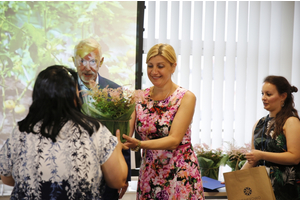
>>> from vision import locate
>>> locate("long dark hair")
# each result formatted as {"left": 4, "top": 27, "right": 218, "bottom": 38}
{"left": 18, "top": 65, "right": 100, "bottom": 142}
{"left": 264, "top": 75, "right": 299, "bottom": 138}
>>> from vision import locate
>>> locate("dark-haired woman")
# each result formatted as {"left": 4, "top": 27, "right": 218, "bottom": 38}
{"left": 0, "top": 65, "right": 128, "bottom": 199}
{"left": 242, "top": 75, "right": 300, "bottom": 200}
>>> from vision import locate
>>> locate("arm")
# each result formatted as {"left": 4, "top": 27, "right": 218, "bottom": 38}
{"left": 117, "top": 110, "right": 136, "bottom": 198}
{"left": 245, "top": 116, "right": 300, "bottom": 166}
{"left": 101, "top": 130, "right": 128, "bottom": 189}
{"left": 1, "top": 175, "right": 14, "bottom": 186}
{"left": 123, "top": 91, "right": 196, "bottom": 150}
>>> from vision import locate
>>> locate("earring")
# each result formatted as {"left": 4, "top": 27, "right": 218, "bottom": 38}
{"left": 281, "top": 101, "right": 285, "bottom": 107}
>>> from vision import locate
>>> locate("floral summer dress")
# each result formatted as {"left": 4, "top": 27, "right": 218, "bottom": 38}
{"left": 254, "top": 115, "right": 300, "bottom": 200}
{"left": 135, "top": 87, "right": 205, "bottom": 200}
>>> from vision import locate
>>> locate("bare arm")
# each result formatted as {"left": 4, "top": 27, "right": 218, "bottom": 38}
{"left": 101, "top": 130, "right": 128, "bottom": 189}
{"left": 123, "top": 91, "right": 196, "bottom": 150}
{"left": 1, "top": 175, "right": 14, "bottom": 186}
{"left": 245, "top": 116, "right": 300, "bottom": 166}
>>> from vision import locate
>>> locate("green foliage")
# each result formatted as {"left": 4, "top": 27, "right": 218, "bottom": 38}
{"left": 194, "top": 143, "right": 225, "bottom": 166}
{"left": 194, "top": 143, "right": 225, "bottom": 180}
{"left": 81, "top": 85, "right": 139, "bottom": 143}
{"left": 0, "top": 1, "right": 137, "bottom": 83}
{"left": 220, "top": 141, "right": 251, "bottom": 171}
{"left": 93, "top": 95, "right": 133, "bottom": 119}
{"left": 197, "top": 156, "right": 220, "bottom": 180}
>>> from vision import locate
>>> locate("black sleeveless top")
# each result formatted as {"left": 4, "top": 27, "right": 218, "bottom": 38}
{"left": 253, "top": 115, "right": 300, "bottom": 200}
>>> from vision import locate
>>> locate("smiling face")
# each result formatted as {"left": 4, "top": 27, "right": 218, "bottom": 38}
{"left": 74, "top": 51, "right": 103, "bottom": 87}
{"left": 147, "top": 55, "right": 176, "bottom": 88}
{"left": 261, "top": 82, "right": 287, "bottom": 117}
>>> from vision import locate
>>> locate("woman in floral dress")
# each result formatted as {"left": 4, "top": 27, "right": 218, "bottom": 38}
{"left": 242, "top": 75, "right": 300, "bottom": 200}
{"left": 123, "top": 44, "right": 205, "bottom": 199}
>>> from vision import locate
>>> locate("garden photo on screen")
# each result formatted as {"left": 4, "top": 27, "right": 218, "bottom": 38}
{"left": 0, "top": 1, "right": 138, "bottom": 147}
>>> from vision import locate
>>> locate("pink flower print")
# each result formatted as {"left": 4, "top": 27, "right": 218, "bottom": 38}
{"left": 140, "top": 180, "right": 151, "bottom": 193}
{"left": 146, "top": 150, "right": 153, "bottom": 163}
{"left": 134, "top": 89, "right": 146, "bottom": 103}
{"left": 156, "top": 190, "right": 169, "bottom": 200}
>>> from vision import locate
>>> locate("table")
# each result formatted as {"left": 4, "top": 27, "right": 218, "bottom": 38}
{"left": 204, "top": 187, "right": 227, "bottom": 199}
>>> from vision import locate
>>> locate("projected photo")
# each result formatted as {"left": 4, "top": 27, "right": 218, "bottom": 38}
{"left": 0, "top": 1, "right": 138, "bottom": 145}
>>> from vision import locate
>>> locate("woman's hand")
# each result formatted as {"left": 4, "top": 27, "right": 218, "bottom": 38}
{"left": 245, "top": 150, "right": 262, "bottom": 165}
{"left": 123, "top": 134, "right": 140, "bottom": 150}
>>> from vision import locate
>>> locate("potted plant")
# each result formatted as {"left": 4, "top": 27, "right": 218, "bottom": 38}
{"left": 194, "top": 143, "right": 225, "bottom": 180}
{"left": 221, "top": 141, "right": 251, "bottom": 171}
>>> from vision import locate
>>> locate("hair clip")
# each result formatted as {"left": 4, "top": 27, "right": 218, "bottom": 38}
{"left": 63, "top": 67, "right": 74, "bottom": 81}
{"left": 63, "top": 67, "right": 71, "bottom": 76}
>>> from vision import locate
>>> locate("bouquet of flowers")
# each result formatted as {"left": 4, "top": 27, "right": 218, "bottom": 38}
{"left": 220, "top": 141, "right": 251, "bottom": 171}
{"left": 194, "top": 143, "right": 225, "bottom": 180}
{"left": 81, "top": 80, "right": 144, "bottom": 143}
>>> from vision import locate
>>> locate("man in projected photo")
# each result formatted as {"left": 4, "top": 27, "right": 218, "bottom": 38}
{"left": 73, "top": 38, "right": 130, "bottom": 199}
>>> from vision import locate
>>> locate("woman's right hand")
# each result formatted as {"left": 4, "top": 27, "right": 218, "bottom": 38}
{"left": 123, "top": 134, "right": 140, "bottom": 150}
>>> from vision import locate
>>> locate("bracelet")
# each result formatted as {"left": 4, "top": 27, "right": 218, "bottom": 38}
{"left": 131, "top": 140, "right": 141, "bottom": 152}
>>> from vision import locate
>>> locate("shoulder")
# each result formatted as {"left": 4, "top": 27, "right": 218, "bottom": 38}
{"left": 96, "top": 123, "right": 117, "bottom": 142}
{"left": 253, "top": 116, "right": 267, "bottom": 133}
{"left": 98, "top": 74, "right": 120, "bottom": 89}
{"left": 257, "top": 116, "right": 267, "bottom": 126}
{"left": 282, "top": 116, "right": 300, "bottom": 137}
{"left": 179, "top": 88, "right": 196, "bottom": 105}
{"left": 183, "top": 90, "right": 195, "bottom": 99}
{"left": 284, "top": 116, "right": 300, "bottom": 127}
{"left": 180, "top": 88, "right": 196, "bottom": 101}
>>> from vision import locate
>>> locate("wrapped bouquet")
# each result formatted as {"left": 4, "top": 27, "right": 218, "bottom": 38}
{"left": 81, "top": 80, "right": 144, "bottom": 142}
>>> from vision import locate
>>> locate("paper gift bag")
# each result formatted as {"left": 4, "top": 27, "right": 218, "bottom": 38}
{"left": 223, "top": 166, "right": 275, "bottom": 200}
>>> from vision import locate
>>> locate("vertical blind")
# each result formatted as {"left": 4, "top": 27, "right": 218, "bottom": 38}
{"left": 141, "top": 1, "right": 300, "bottom": 149}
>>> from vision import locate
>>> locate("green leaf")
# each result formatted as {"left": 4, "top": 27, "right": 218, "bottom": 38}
{"left": 28, "top": 43, "right": 39, "bottom": 63}
{"left": 0, "top": 54, "right": 13, "bottom": 69}
{"left": 8, "top": 30, "right": 24, "bottom": 52}
{"left": 23, "top": 23, "right": 45, "bottom": 47}
{"left": 238, "top": 160, "right": 247, "bottom": 169}
{"left": 197, "top": 156, "right": 219, "bottom": 180}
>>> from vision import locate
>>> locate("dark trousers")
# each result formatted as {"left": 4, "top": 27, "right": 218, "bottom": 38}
{"left": 103, "top": 186, "right": 119, "bottom": 200}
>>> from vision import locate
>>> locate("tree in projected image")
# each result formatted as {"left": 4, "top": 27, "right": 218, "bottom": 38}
{"left": 0, "top": 1, "right": 137, "bottom": 144}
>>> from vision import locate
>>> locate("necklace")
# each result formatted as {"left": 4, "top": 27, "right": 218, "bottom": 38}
{"left": 151, "top": 87, "right": 172, "bottom": 100}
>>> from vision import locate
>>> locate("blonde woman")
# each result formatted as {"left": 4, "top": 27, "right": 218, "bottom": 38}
{"left": 124, "top": 44, "right": 205, "bottom": 199}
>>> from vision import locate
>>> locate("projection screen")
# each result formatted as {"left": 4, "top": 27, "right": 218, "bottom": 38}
{"left": 0, "top": 1, "right": 139, "bottom": 146}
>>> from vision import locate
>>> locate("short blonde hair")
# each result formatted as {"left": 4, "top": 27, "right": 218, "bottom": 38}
{"left": 74, "top": 38, "right": 102, "bottom": 59}
{"left": 146, "top": 43, "right": 177, "bottom": 65}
